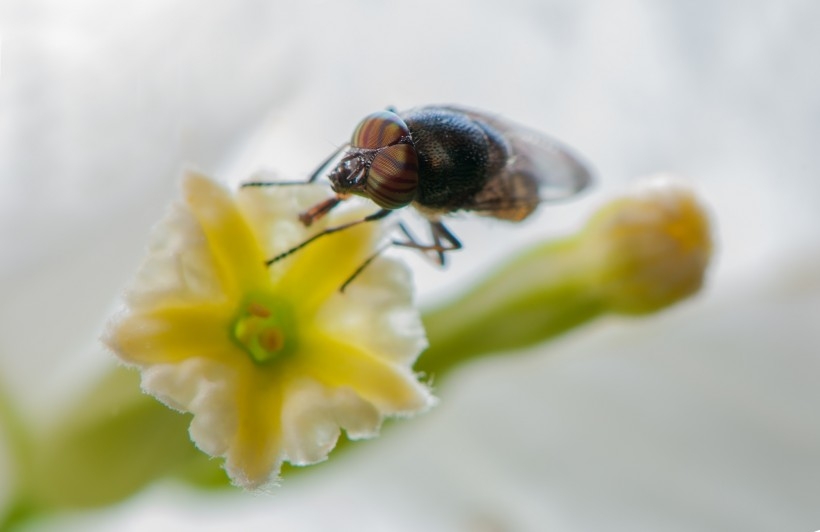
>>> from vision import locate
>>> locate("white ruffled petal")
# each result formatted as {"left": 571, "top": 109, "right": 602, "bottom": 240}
{"left": 317, "top": 256, "right": 428, "bottom": 365}
{"left": 235, "top": 180, "right": 333, "bottom": 257}
{"left": 141, "top": 359, "right": 238, "bottom": 456}
{"left": 280, "top": 379, "right": 381, "bottom": 466}
{"left": 125, "top": 202, "right": 225, "bottom": 310}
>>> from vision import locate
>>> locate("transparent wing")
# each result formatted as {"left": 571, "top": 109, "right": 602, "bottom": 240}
{"left": 441, "top": 105, "right": 594, "bottom": 210}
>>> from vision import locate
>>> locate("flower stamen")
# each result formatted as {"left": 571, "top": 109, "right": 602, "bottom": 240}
{"left": 232, "top": 297, "right": 295, "bottom": 364}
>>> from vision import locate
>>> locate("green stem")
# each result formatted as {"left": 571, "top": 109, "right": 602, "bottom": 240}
{"left": 0, "top": 380, "right": 36, "bottom": 530}
{"left": 0, "top": 501, "right": 37, "bottom": 532}
{"left": 417, "top": 237, "right": 606, "bottom": 376}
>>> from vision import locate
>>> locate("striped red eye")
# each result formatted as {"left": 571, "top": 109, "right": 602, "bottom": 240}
{"left": 351, "top": 111, "right": 411, "bottom": 149}
{"left": 365, "top": 143, "right": 419, "bottom": 209}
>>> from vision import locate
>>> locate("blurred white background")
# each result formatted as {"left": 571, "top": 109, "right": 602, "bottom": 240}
{"left": 1, "top": 1, "right": 819, "bottom": 530}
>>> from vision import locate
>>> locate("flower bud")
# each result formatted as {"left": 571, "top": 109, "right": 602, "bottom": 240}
{"left": 582, "top": 175, "right": 712, "bottom": 314}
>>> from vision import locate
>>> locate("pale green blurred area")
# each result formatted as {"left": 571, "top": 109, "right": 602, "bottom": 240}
{"left": 1, "top": 1, "right": 819, "bottom": 531}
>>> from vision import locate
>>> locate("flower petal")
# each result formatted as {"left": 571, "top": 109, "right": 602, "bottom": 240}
{"left": 183, "top": 172, "right": 270, "bottom": 298}
{"left": 235, "top": 180, "right": 334, "bottom": 260}
{"left": 125, "top": 203, "right": 225, "bottom": 310}
{"left": 106, "top": 303, "right": 237, "bottom": 365}
{"left": 298, "top": 333, "right": 435, "bottom": 415}
{"left": 280, "top": 378, "right": 381, "bottom": 466}
{"left": 141, "top": 358, "right": 239, "bottom": 456}
{"left": 284, "top": 223, "right": 386, "bottom": 313}
{"left": 223, "top": 369, "right": 285, "bottom": 488}
{"left": 237, "top": 182, "right": 388, "bottom": 307}
{"left": 316, "top": 256, "right": 428, "bottom": 365}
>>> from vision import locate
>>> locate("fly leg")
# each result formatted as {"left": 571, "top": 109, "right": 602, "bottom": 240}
{"left": 242, "top": 144, "right": 350, "bottom": 187}
{"left": 241, "top": 181, "right": 346, "bottom": 226}
{"left": 394, "top": 222, "right": 441, "bottom": 264}
{"left": 266, "top": 209, "right": 393, "bottom": 266}
{"left": 430, "top": 221, "right": 462, "bottom": 266}
{"left": 339, "top": 243, "right": 392, "bottom": 293}
{"left": 338, "top": 221, "right": 426, "bottom": 293}
{"left": 307, "top": 144, "right": 350, "bottom": 183}
{"left": 242, "top": 145, "right": 357, "bottom": 227}
{"left": 339, "top": 220, "right": 462, "bottom": 293}
{"left": 392, "top": 220, "right": 463, "bottom": 266}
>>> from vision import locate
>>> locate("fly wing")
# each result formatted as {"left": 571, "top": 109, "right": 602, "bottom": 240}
{"left": 439, "top": 105, "right": 594, "bottom": 220}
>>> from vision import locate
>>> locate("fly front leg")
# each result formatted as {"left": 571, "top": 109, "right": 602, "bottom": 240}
{"left": 266, "top": 209, "right": 393, "bottom": 266}
{"left": 307, "top": 144, "right": 352, "bottom": 183}
{"left": 243, "top": 144, "right": 357, "bottom": 227}
{"left": 242, "top": 144, "right": 351, "bottom": 188}
{"left": 241, "top": 180, "right": 314, "bottom": 187}
{"left": 241, "top": 180, "right": 346, "bottom": 226}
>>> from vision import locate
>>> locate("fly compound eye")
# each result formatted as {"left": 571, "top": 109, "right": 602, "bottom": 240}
{"left": 351, "top": 111, "right": 411, "bottom": 149}
{"left": 365, "top": 143, "right": 419, "bottom": 209}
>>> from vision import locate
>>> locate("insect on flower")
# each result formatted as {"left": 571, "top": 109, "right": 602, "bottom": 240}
{"left": 243, "top": 105, "right": 594, "bottom": 287}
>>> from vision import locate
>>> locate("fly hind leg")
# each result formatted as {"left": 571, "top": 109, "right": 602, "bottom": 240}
{"left": 340, "top": 220, "right": 461, "bottom": 292}
{"left": 393, "top": 220, "right": 462, "bottom": 266}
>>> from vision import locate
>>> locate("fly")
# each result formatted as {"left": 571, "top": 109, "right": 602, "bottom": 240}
{"left": 243, "top": 105, "right": 594, "bottom": 289}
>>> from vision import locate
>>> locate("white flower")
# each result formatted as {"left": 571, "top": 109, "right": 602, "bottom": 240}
{"left": 105, "top": 171, "right": 434, "bottom": 489}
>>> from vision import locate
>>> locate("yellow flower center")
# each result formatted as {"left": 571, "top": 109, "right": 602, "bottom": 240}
{"left": 231, "top": 295, "right": 296, "bottom": 364}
